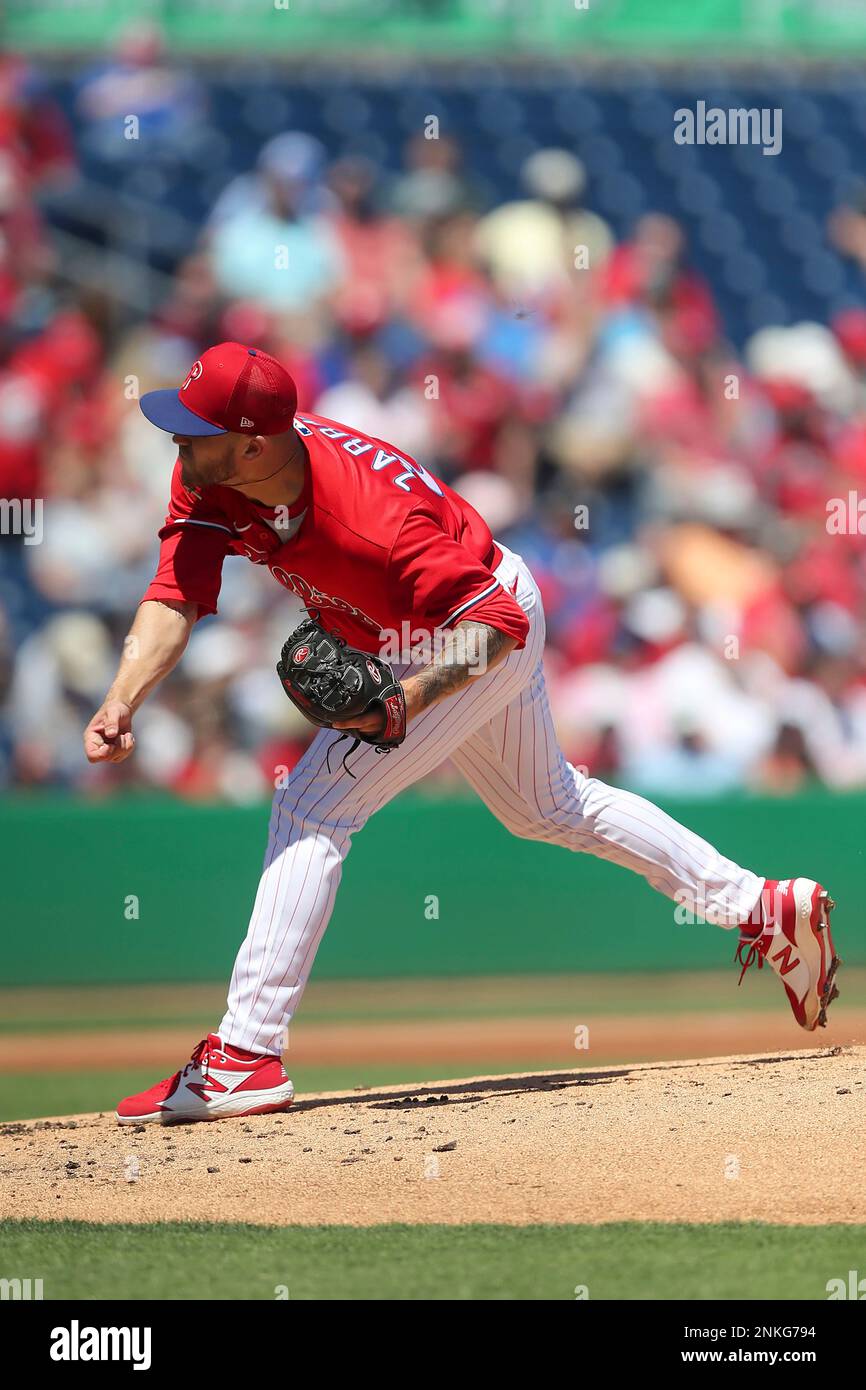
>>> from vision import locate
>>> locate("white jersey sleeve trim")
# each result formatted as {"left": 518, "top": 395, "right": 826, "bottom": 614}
{"left": 444, "top": 578, "right": 502, "bottom": 627}
{"left": 172, "top": 518, "right": 236, "bottom": 537}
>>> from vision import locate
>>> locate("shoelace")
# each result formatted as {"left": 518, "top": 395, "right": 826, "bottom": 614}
{"left": 148, "top": 1039, "right": 209, "bottom": 1096}
{"left": 735, "top": 934, "right": 767, "bottom": 987}
{"left": 181, "top": 1038, "right": 210, "bottom": 1080}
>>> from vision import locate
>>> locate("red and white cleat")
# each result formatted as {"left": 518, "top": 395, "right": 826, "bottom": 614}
{"left": 115, "top": 1033, "right": 294, "bottom": 1125}
{"left": 735, "top": 878, "right": 841, "bottom": 1032}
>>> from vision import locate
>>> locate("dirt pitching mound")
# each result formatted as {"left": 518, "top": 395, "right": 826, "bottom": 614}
{"left": 1, "top": 1046, "right": 864, "bottom": 1226}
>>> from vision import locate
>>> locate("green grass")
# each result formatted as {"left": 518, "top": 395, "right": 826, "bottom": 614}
{"left": 0, "top": 1058, "right": 574, "bottom": 1122}
{"left": 7, "top": 969, "right": 864, "bottom": 1034}
{"left": 0, "top": 1220, "right": 862, "bottom": 1300}
{"left": 0, "top": 1071, "right": 157, "bottom": 1123}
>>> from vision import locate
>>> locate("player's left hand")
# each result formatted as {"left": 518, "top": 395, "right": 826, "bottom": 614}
{"left": 278, "top": 622, "right": 407, "bottom": 749}
{"left": 332, "top": 710, "right": 387, "bottom": 736}
{"left": 332, "top": 681, "right": 416, "bottom": 736}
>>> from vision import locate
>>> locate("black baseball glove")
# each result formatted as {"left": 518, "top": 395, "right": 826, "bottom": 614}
{"left": 276, "top": 618, "right": 406, "bottom": 771}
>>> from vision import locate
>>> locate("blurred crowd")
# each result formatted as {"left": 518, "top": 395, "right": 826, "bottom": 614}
{"left": 5, "top": 41, "right": 866, "bottom": 800}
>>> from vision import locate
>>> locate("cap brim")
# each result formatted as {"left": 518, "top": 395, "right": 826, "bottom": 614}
{"left": 139, "top": 389, "right": 227, "bottom": 436}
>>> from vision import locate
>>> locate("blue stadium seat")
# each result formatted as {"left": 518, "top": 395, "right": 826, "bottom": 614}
{"left": 39, "top": 62, "right": 866, "bottom": 346}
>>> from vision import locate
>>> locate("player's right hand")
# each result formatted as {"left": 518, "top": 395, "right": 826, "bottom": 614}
{"left": 83, "top": 700, "right": 136, "bottom": 764}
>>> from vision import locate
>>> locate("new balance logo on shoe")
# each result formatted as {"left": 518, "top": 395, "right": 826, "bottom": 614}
{"left": 770, "top": 943, "right": 801, "bottom": 976}
{"left": 186, "top": 1077, "right": 228, "bottom": 1102}
{"left": 116, "top": 1034, "right": 294, "bottom": 1124}
{"left": 737, "top": 879, "right": 841, "bottom": 1031}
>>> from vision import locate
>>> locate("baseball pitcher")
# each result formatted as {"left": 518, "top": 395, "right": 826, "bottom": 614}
{"left": 83, "top": 343, "right": 841, "bottom": 1124}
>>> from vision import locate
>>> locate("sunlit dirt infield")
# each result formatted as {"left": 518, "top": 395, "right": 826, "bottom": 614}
{"left": 2, "top": 1047, "right": 863, "bottom": 1226}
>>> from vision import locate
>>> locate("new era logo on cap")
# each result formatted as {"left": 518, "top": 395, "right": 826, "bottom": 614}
{"left": 139, "top": 342, "right": 298, "bottom": 437}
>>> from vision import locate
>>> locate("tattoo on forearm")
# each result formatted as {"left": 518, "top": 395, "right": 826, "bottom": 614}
{"left": 412, "top": 622, "right": 510, "bottom": 711}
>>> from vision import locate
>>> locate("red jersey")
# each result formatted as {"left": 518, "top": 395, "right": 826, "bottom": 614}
{"left": 141, "top": 412, "right": 529, "bottom": 653}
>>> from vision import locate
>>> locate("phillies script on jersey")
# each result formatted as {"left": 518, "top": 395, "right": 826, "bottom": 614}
{"left": 142, "top": 413, "right": 529, "bottom": 653}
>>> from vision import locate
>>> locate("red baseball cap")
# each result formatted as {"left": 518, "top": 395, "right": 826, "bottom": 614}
{"left": 139, "top": 341, "right": 298, "bottom": 437}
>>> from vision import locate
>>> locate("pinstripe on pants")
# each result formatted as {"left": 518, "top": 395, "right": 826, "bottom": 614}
{"left": 220, "top": 546, "right": 763, "bottom": 1054}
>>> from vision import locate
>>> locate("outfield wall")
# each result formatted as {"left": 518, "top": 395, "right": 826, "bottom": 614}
{"left": 8, "top": 0, "right": 866, "bottom": 57}
{"left": 1, "top": 790, "right": 862, "bottom": 985}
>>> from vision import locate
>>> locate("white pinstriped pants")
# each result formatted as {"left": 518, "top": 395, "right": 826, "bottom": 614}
{"left": 220, "top": 546, "right": 764, "bottom": 1054}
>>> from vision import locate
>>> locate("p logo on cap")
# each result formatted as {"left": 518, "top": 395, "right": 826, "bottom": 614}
{"left": 182, "top": 360, "right": 204, "bottom": 391}
{"left": 140, "top": 341, "right": 298, "bottom": 437}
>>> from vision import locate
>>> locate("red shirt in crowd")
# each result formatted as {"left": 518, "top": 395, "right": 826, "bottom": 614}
{"left": 142, "top": 412, "right": 529, "bottom": 653}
